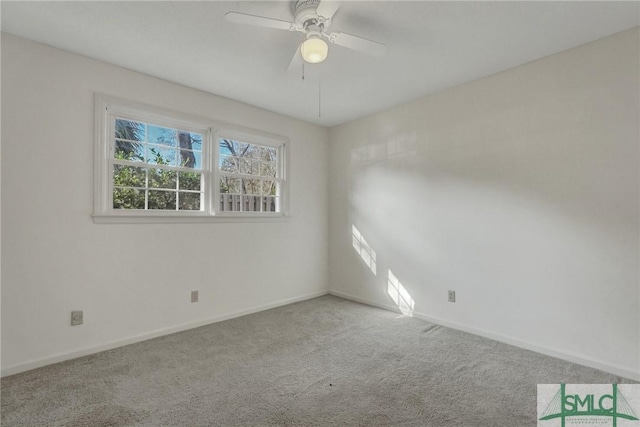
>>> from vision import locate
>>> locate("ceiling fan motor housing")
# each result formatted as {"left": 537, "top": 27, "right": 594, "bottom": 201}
{"left": 292, "top": 0, "right": 324, "bottom": 30}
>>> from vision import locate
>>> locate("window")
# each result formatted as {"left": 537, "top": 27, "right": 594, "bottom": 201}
{"left": 94, "top": 95, "right": 288, "bottom": 222}
{"left": 218, "top": 138, "right": 281, "bottom": 213}
{"left": 112, "top": 118, "right": 205, "bottom": 211}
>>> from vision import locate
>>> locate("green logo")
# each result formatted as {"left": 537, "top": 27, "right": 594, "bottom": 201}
{"left": 539, "top": 384, "right": 638, "bottom": 427}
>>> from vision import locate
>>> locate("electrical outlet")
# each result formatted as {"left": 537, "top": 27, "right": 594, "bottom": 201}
{"left": 191, "top": 290, "right": 199, "bottom": 303}
{"left": 71, "top": 310, "right": 83, "bottom": 326}
{"left": 448, "top": 290, "right": 456, "bottom": 303}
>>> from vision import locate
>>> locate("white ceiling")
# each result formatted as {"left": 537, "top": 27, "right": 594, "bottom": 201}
{"left": 2, "top": 1, "right": 639, "bottom": 127}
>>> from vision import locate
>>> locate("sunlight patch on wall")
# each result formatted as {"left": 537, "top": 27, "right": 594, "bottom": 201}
{"left": 352, "top": 225, "right": 377, "bottom": 275}
{"left": 387, "top": 270, "right": 415, "bottom": 316}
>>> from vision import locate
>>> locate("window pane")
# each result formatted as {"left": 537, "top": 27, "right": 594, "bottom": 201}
{"left": 148, "top": 190, "right": 176, "bottom": 210}
{"left": 248, "top": 145, "right": 262, "bottom": 160}
{"left": 148, "top": 125, "right": 176, "bottom": 147}
{"left": 179, "top": 192, "right": 201, "bottom": 211}
{"left": 262, "top": 180, "right": 276, "bottom": 196}
{"left": 242, "top": 195, "right": 261, "bottom": 212}
{"left": 179, "top": 172, "right": 201, "bottom": 191}
{"left": 250, "top": 160, "right": 261, "bottom": 176}
{"left": 219, "top": 194, "right": 241, "bottom": 212}
{"left": 261, "top": 147, "right": 277, "bottom": 162}
{"left": 146, "top": 146, "right": 176, "bottom": 166}
{"left": 179, "top": 150, "right": 201, "bottom": 169}
{"left": 115, "top": 118, "right": 145, "bottom": 141}
{"left": 113, "top": 164, "right": 146, "bottom": 188}
{"left": 113, "top": 187, "right": 145, "bottom": 209}
{"left": 262, "top": 196, "right": 277, "bottom": 212}
{"left": 177, "top": 131, "right": 202, "bottom": 169}
{"left": 219, "top": 139, "right": 250, "bottom": 157}
{"left": 220, "top": 156, "right": 237, "bottom": 173}
{"left": 220, "top": 177, "right": 241, "bottom": 194}
{"left": 235, "top": 142, "right": 250, "bottom": 155}
{"left": 239, "top": 157, "right": 251, "bottom": 175}
{"left": 149, "top": 168, "right": 177, "bottom": 189}
{"left": 114, "top": 140, "right": 144, "bottom": 162}
{"left": 189, "top": 133, "right": 203, "bottom": 151}
{"left": 260, "top": 162, "right": 276, "bottom": 178}
{"left": 219, "top": 139, "right": 234, "bottom": 156}
{"left": 242, "top": 178, "right": 260, "bottom": 195}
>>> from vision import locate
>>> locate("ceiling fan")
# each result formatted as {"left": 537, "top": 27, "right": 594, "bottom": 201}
{"left": 225, "top": 0, "right": 386, "bottom": 70}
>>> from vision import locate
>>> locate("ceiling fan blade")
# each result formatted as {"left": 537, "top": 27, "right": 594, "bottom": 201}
{"left": 225, "top": 12, "right": 295, "bottom": 31}
{"left": 286, "top": 44, "right": 304, "bottom": 75}
{"left": 328, "top": 32, "right": 387, "bottom": 56}
{"left": 317, "top": 1, "right": 340, "bottom": 20}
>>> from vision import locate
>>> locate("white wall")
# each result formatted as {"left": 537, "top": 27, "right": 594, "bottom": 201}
{"left": 329, "top": 28, "right": 640, "bottom": 380}
{"left": 1, "top": 34, "right": 329, "bottom": 375}
{"left": 3, "top": 27, "right": 639, "bottom": 380}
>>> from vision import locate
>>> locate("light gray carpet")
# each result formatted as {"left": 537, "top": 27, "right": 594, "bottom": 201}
{"left": 1, "top": 295, "right": 635, "bottom": 426}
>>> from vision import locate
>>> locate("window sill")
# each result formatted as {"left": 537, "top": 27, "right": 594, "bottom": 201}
{"left": 93, "top": 213, "right": 290, "bottom": 224}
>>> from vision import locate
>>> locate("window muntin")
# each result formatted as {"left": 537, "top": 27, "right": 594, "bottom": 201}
{"left": 111, "top": 118, "right": 205, "bottom": 211}
{"left": 218, "top": 138, "right": 281, "bottom": 213}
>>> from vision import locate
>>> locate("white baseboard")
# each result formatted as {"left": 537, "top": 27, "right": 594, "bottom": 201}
{"left": 1, "top": 290, "right": 329, "bottom": 377}
{"left": 328, "top": 289, "right": 640, "bottom": 382}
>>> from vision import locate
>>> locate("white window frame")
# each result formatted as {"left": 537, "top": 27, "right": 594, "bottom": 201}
{"left": 93, "top": 94, "right": 289, "bottom": 223}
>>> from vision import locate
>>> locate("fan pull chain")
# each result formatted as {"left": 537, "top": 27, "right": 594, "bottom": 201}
{"left": 318, "top": 79, "right": 322, "bottom": 118}
{"left": 302, "top": 63, "right": 305, "bottom": 82}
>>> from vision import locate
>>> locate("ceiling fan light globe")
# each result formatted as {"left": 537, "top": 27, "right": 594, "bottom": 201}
{"left": 301, "top": 38, "right": 328, "bottom": 63}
